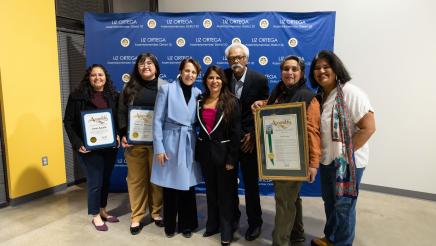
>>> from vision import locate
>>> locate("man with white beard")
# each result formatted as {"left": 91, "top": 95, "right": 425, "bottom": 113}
{"left": 224, "top": 43, "right": 269, "bottom": 241}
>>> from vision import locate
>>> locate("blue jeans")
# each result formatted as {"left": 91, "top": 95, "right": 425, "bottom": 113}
{"left": 320, "top": 162, "right": 365, "bottom": 246}
{"left": 77, "top": 149, "right": 117, "bottom": 215}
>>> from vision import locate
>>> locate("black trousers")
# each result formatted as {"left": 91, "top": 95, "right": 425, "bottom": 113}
{"left": 163, "top": 187, "right": 198, "bottom": 234}
{"left": 234, "top": 150, "right": 263, "bottom": 228}
{"left": 77, "top": 149, "right": 117, "bottom": 215}
{"left": 201, "top": 163, "right": 237, "bottom": 241}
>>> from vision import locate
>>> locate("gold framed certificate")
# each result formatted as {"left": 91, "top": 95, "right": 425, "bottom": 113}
{"left": 127, "top": 106, "right": 153, "bottom": 144}
{"left": 254, "top": 102, "right": 309, "bottom": 181}
{"left": 81, "top": 109, "right": 116, "bottom": 150}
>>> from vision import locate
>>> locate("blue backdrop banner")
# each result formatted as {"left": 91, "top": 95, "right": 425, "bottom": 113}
{"left": 84, "top": 11, "right": 336, "bottom": 196}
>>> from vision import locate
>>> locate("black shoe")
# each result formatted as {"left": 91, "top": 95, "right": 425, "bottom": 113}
{"left": 221, "top": 235, "right": 233, "bottom": 245}
{"left": 165, "top": 231, "right": 175, "bottom": 238}
{"left": 182, "top": 230, "right": 192, "bottom": 238}
{"left": 130, "top": 223, "right": 144, "bottom": 235}
{"left": 245, "top": 225, "right": 261, "bottom": 241}
{"left": 203, "top": 230, "right": 219, "bottom": 237}
{"left": 152, "top": 218, "right": 164, "bottom": 227}
{"left": 290, "top": 235, "right": 305, "bottom": 243}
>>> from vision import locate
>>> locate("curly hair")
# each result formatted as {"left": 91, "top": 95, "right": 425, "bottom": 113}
{"left": 75, "top": 64, "right": 117, "bottom": 100}
{"left": 225, "top": 43, "right": 250, "bottom": 59}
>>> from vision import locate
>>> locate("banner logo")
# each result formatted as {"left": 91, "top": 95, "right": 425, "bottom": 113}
{"left": 120, "top": 38, "right": 130, "bottom": 47}
{"left": 122, "top": 73, "right": 130, "bottom": 83}
{"left": 159, "top": 74, "right": 168, "bottom": 80}
{"left": 176, "top": 37, "right": 186, "bottom": 47}
{"left": 259, "top": 56, "right": 268, "bottom": 66}
{"left": 203, "top": 19, "right": 213, "bottom": 29}
{"left": 259, "top": 19, "right": 269, "bottom": 29}
{"left": 288, "top": 38, "right": 298, "bottom": 48}
{"left": 203, "top": 56, "right": 213, "bottom": 65}
{"left": 147, "top": 19, "right": 157, "bottom": 29}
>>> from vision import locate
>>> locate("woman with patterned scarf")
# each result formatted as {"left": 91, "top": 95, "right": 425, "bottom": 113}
{"left": 309, "top": 50, "right": 376, "bottom": 246}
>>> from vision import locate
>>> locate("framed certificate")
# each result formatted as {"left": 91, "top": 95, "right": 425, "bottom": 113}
{"left": 254, "top": 102, "right": 309, "bottom": 181}
{"left": 127, "top": 106, "right": 154, "bottom": 145}
{"left": 81, "top": 109, "right": 116, "bottom": 150}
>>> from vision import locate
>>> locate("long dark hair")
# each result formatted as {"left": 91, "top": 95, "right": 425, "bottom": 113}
{"left": 201, "top": 65, "right": 237, "bottom": 124}
{"left": 309, "top": 50, "right": 351, "bottom": 89}
{"left": 75, "top": 64, "right": 117, "bottom": 100}
{"left": 122, "top": 53, "right": 160, "bottom": 105}
{"left": 268, "top": 55, "right": 306, "bottom": 104}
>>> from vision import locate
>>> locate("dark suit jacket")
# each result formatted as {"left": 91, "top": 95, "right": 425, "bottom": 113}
{"left": 225, "top": 68, "right": 269, "bottom": 135}
{"left": 195, "top": 99, "right": 241, "bottom": 167}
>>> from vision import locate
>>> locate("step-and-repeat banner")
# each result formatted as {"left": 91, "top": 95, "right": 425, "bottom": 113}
{"left": 85, "top": 11, "right": 336, "bottom": 196}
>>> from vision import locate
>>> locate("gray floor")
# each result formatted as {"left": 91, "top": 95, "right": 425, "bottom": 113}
{"left": 1, "top": 185, "right": 435, "bottom": 246}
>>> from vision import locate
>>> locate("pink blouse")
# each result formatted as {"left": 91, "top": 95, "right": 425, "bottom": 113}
{"left": 202, "top": 108, "right": 217, "bottom": 133}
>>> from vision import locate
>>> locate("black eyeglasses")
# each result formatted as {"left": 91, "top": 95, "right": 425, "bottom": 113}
{"left": 227, "top": 55, "right": 246, "bottom": 62}
{"left": 138, "top": 61, "right": 154, "bottom": 67}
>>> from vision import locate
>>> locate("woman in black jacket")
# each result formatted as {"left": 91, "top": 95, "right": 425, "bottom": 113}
{"left": 196, "top": 65, "right": 241, "bottom": 246}
{"left": 64, "top": 64, "right": 120, "bottom": 231}
{"left": 117, "top": 53, "right": 166, "bottom": 235}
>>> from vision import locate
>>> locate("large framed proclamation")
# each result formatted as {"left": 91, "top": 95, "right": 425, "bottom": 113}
{"left": 254, "top": 102, "right": 309, "bottom": 181}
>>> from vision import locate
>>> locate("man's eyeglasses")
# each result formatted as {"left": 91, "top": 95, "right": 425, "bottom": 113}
{"left": 227, "top": 55, "right": 246, "bottom": 62}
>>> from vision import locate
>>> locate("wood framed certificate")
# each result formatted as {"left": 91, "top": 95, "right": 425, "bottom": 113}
{"left": 81, "top": 109, "right": 116, "bottom": 150}
{"left": 254, "top": 102, "right": 309, "bottom": 181}
{"left": 127, "top": 106, "right": 153, "bottom": 145}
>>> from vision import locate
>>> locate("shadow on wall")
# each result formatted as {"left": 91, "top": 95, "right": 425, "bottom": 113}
{"left": 8, "top": 113, "right": 57, "bottom": 200}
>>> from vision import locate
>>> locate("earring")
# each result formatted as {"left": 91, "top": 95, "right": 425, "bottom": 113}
{"left": 335, "top": 75, "right": 341, "bottom": 84}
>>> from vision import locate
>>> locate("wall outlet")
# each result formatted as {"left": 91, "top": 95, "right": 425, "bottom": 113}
{"left": 42, "top": 156, "right": 48, "bottom": 166}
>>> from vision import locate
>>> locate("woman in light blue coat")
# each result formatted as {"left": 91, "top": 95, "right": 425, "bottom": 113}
{"left": 151, "top": 58, "right": 202, "bottom": 238}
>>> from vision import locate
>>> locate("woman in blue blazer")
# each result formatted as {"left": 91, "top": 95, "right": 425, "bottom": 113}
{"left": 151, "top": 58, "right": 202, "bottom": 238}
{"left": 196, "top": 65, "right": 241, "bottom": 246}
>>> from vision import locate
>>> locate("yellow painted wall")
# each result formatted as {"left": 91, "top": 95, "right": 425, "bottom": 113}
{"left": 0, "top": 1, "right": 66, "bottom": 199}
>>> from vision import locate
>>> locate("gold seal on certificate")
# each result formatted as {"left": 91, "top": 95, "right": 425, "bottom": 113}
{"left": 81, "top": 109, "right": 116, "bottom": 150}
{"left": 254, "top": 102, "right": 309, "bottom": 181}
{"left": 127, "top": 106, "right": 153, "bottom": 144}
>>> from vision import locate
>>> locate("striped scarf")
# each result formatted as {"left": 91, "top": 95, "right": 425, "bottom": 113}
{"left": 331, "top": 83, "right": 358, "bottom": 198}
